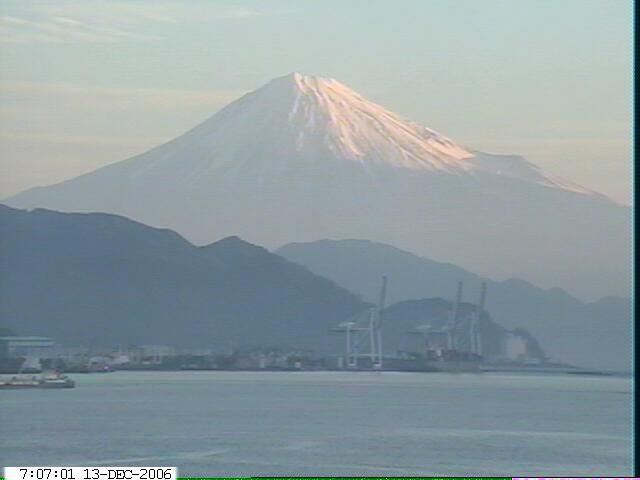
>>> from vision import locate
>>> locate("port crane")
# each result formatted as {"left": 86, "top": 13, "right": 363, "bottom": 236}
{"left": 332, "top": 276, "right": 387, "bottom": 369}
{"left": 471, "top": 282, "right": 487, "bottom": 355}
{"left": 408, "top": 280, "right": 487, "bottom": 357}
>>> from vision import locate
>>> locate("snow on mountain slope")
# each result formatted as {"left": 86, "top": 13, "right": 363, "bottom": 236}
{"left": 4, "top": 73, "right": 628, "bottom": 299}
{"left": 86, "top": 72, "right": 594, "bottom": 194}
{"left": 175, "top": 72, "right": 473, "bottom": 171}
{"left": 6, "top": 72, "right": 598, "bottom": 197}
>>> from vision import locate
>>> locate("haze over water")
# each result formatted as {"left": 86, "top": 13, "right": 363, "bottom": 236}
{"left": 0, "top": 371, "right": 632, "bottom": 476}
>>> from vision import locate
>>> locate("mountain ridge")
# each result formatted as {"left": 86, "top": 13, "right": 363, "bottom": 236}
{"left": 3, "top": 73, "right": 629, "bottom": 299}
{"left": 1, "top": 205, "right": 547, "bottom": 363}
{"left": 0, "top": 205, "right": 367, "bottom": 351}
{"left": 276, "top": 238, "right": 631, "bottom": 370}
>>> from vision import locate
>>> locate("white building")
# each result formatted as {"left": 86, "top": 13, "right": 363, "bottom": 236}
{"left": 0, "top": 336, "right": 56, "bottom": 359}
{"left": 503, "top": 332, "right": 528, "bottom": 360}
{"left": 136, "top": 345, "right": 177, "bottom": 364}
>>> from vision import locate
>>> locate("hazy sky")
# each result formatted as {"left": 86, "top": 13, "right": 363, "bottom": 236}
{"left": 0, "top": 0, "right": 632, "bottom": 204}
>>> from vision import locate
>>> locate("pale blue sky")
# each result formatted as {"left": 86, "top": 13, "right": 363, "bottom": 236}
{"left": 0, "top": 0, "right": 632, "bottom": 203}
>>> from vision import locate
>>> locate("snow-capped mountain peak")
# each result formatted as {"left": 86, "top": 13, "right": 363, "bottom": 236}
{"left": 3, "top": 73, "right": 626, "bottom": 299}
{"left": 172, "top": 72, "right": 475, "bottom": 176}
{"left": 161, "top": 72, "right": 594, "bottom": 195}
{"left": 263, "top": 72, "right": 474, "bottom": 169}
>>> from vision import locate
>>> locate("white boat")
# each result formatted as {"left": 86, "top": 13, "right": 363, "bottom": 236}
{"left": 0, "top": 375, "right": 41, "bottom": 389}
{"left": 0, "top": 370, "right": 75, "bottom": 389}
{"left": 38, "top": 370, "right": 75, "bottom": 388}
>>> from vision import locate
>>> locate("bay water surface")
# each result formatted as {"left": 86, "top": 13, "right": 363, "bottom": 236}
{"left": 0, "top": 371, "right": 632, "bottom": 476}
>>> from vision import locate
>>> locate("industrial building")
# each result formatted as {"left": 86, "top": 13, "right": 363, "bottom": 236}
{"left": 0, "top": 336, "right": 57, "bottom": 359}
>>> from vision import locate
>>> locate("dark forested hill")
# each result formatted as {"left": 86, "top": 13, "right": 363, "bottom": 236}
{"left": 0, "top": 205, "right": 366, "bottom": 352}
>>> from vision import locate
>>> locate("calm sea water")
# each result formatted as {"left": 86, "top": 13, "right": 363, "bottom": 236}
{"left": 0, "top": 371, "right": 632, "bottom": 476}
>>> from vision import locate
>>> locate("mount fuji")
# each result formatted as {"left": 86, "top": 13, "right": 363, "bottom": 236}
{"left": 4, "top": 73, "right": 629, "bottom": 299}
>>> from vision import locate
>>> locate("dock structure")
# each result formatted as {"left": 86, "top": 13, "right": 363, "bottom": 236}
{"left": 334, "top": 277, "right": 487, "bottom": 372}
{"left": 332, "top": 276, "right": 387, "bottom": 370}
{"left": 406, "top": 280, "right": 487, "bottom": 372}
